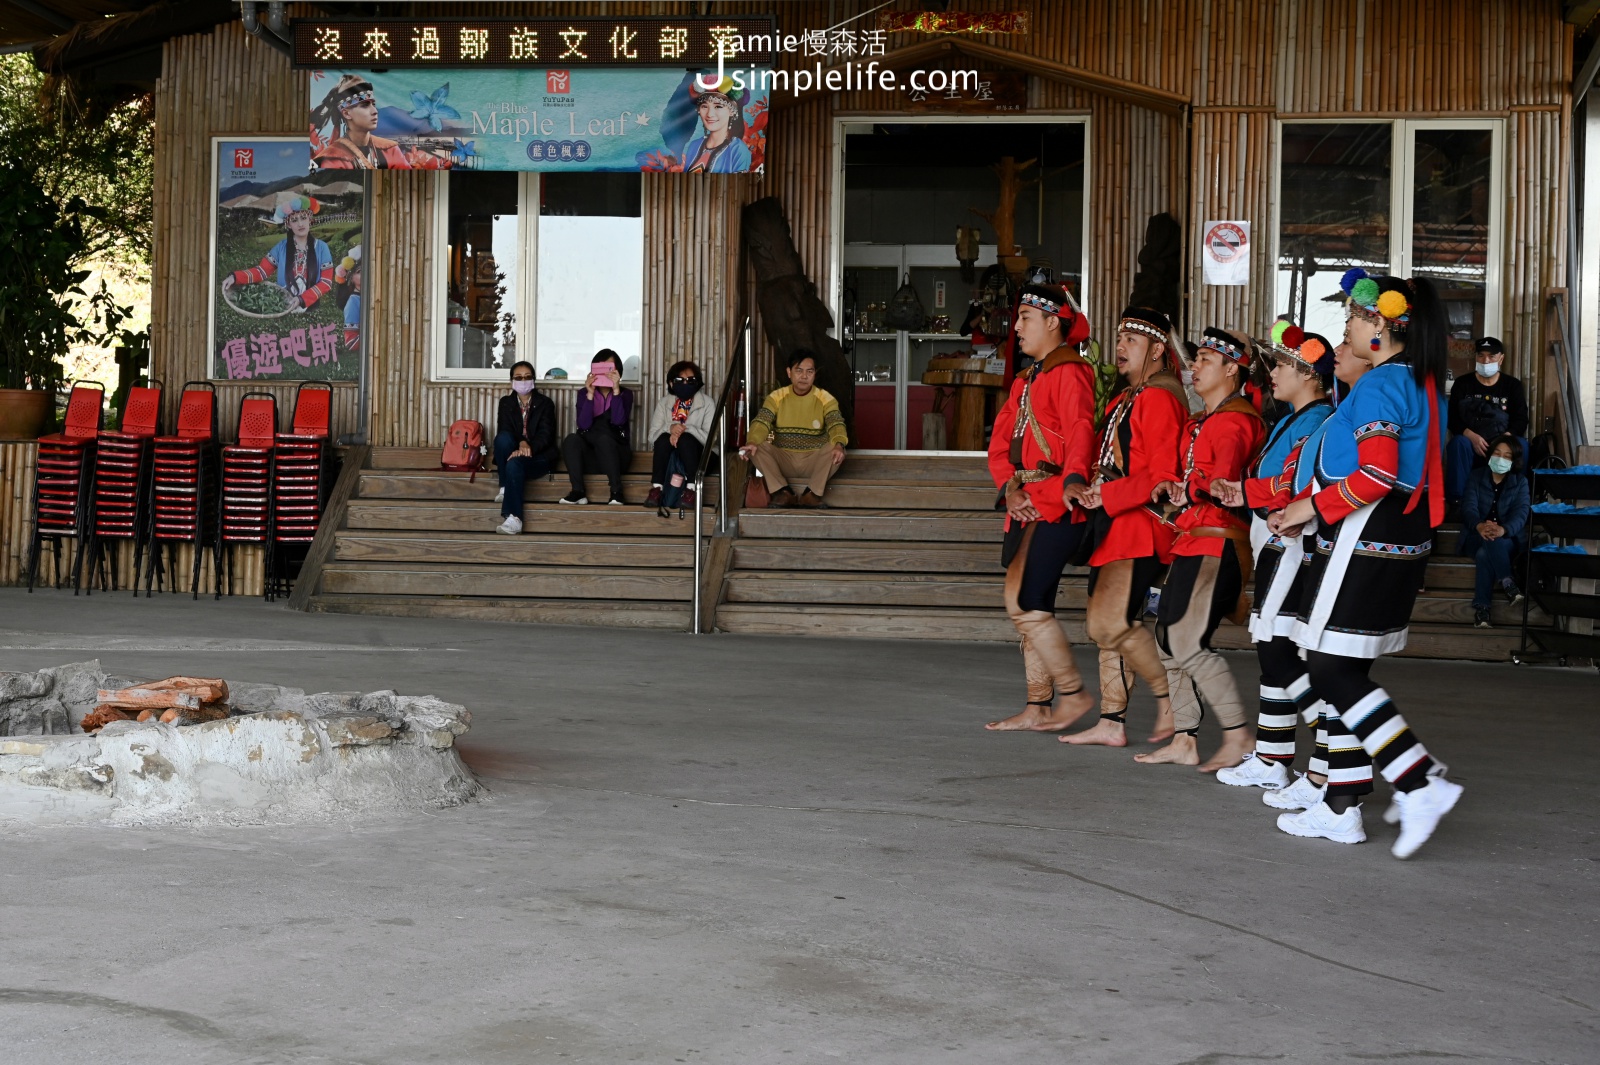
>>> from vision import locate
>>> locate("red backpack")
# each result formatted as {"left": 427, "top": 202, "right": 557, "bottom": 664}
{"left": 440, "top": 419, "right": 487, "bottom": 481}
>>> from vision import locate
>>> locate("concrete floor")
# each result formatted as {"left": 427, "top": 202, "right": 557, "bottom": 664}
{"left": 0, "top": 589, "right": 1594, "bottom": 1065}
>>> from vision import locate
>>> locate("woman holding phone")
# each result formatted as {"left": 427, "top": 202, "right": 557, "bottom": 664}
{"left": 560, "top": 349, "right": 634, "bottom": 505}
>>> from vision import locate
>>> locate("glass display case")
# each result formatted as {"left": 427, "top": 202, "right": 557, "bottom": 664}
{"left": 842, "top": 243, "right": 996, "bottom": 451}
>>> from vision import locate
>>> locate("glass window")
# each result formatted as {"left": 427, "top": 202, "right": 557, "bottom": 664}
{"left": 444, "top": 171, "right": 520, "bottom": 371}
{"left": 1276, "top": 122, "right": 1392, "bottom": 342}
{"left": 435, "top": 171, "right": 643, "bottom": 382}
{"left": 1411, "top": 128, "right": 1494, "bottom": 366}
{"left": 536, "top": 173, "right": 643, "bottom": 382}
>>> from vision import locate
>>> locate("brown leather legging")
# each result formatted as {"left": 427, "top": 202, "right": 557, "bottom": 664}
{"left": 1085, "top": 556, "right": 1171, "bottom": 702}
{"left": 1004, "top": 522, "right": 1088, "bottom": 702}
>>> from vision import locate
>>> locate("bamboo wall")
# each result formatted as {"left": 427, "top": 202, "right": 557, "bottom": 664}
{"left": 146, "top": 1, "right": 1574, "bottom": 449}
{"left": 1, "top": 441, "right": 35, "bottom": 586}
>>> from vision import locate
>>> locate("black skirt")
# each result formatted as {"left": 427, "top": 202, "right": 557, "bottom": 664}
{"left": 1293, "top": 490, "right": 1433, "bottom": 659}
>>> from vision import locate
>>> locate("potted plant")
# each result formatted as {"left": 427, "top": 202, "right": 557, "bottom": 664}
{"left": 0, "top": 163, "right": 94, "bottom": 439}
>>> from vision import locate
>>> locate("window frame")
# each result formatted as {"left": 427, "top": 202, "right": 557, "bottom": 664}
{"left": 1271, "top": 116, "right": 1505, "bottom": 341}
{"left": 429, "top": 170, "right": 645, "bottom": 383}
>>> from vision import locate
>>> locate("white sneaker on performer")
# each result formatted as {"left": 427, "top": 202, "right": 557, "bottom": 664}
{"left": 1390, "top": 774, "right": 1464, "bottom": 859}
{"left": 494, "top": 487, "right": 505, "bottom": 504}
{"left": 1217, "top": 755, "right": 1290, "bottom": 789}
{"left": 1263, "top": 772, "right": 1325, "bottom": 810}
{"left": 1277, "top": 801, "right": 1366, "bottom": 844}
{"left": 495, "top": 515, "right": 523, "bottom": 535}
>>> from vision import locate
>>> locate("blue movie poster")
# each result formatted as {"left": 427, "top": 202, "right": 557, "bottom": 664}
{"left": 308, "top": 67, "right": 769, "bottom": 172}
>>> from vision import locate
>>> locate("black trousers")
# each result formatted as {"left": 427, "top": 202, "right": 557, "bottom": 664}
{"left": 1002, "top": 517, "right": 1087, "bottom": 614}
{"left": 650, "top": 432, "right": 704, "bottom": 486}
{"left": 562, "top": 427, "right": 627, "bottom": 497}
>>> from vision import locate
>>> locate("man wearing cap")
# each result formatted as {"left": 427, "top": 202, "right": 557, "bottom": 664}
{"left": 1445, "top": 337, "right": 1527, "bottom": 507}
{"left": 1136, "top": 327, "right": 1265, "bottom": 771}
{"left": 1058, "top": 307, "right": 1188, "bottom": 750}
{"left": 984, "top": 284, "right": 1099, "bottom": 732}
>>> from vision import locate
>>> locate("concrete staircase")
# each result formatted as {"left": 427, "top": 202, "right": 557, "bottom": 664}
{"left": 302, "top": 447, "right": 713, "bottom": 629}
{"left": 714, "top": 453, "right": 1529, "bottom": 662}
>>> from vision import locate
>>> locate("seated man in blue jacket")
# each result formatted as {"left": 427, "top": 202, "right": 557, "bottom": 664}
{"left": 1458, "top": 433, "right": 1530, "bottom": 627}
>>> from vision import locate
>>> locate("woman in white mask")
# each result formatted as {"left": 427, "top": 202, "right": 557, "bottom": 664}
{"left": 1457, "top": 434, "right": 1530, "bottom": 627}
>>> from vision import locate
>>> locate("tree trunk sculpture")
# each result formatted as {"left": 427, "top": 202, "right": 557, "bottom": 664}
{"left": 743, "top": 196, "right": 855, "bottom": 432}
{"left": 970, "top": 155, "right": 1038, "bottom": 258}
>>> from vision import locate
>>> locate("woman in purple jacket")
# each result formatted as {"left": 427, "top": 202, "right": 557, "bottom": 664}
{"left": 560, "top": 349, "right": 634, "bottom": 505}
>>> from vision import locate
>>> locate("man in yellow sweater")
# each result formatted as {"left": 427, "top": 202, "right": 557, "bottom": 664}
{"left": 738, "top": 349, "right": 849, "bottom": 507}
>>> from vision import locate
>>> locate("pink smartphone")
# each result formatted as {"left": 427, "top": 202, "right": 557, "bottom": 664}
{"left": 590, "top": 361, "right": 617, "bottom": 387}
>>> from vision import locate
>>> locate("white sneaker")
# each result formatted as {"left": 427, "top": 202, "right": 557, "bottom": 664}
{"left": 1383, "top": 799, "right": 1401, "bottom": 825}
{"left": 495, "top": 515, "right": 523, "bottom": 535}
{"left": 1217, "top": 755, "right": 1290, "bottom": 789}
{"left": 1277, "top": 801, "right": 1366, "bottom": 844}
{"left": 1390, "top": 774, "right": 1463, "bottom": 859}
{"left": 1263, "top": 772, "right": 1325, "bottom": 810}
{"left": 494, "top": 487, "right": 505, "bottom": 504}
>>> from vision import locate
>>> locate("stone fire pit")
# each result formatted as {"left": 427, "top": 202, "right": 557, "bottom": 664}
{"left": 0, "top": 661, "right": 482, "bottom": 826}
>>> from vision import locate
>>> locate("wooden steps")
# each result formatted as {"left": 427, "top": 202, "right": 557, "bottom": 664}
{"left": 711, "top": 452, "right": 1524, "bottom": 662}
{"left": 300, "top": 447, "right": 712, "bottom": 628}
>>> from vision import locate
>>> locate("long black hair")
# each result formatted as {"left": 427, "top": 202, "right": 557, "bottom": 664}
{"left": 1376, "top": 275, "right": 1448, "bottom": 393}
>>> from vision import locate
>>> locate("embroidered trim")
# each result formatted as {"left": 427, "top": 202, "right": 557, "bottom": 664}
{"left": 1354, "top": 420, "right": 1401, "bottom": 440}
{"left": 1353, "top": 539, "right": 1432, "bottom": 557}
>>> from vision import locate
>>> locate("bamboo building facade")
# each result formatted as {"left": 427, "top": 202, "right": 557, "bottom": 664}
{"left": 2, "top": 1, "right": 1585, "bottom": 597}
{"left": 141, "top": 0, "right": 1577, "bottom": 448}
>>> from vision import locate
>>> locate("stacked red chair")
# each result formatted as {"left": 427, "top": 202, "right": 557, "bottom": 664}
{"left": 28, "top": 381, "right": 106, "bottom": 593}
{"left": 219, "top": 393, "right": 278, "bottom": 600}
{"left": 145, "top": 381, "right": 220, "bottom": 599}
{"left": 269, "top": 382, "right": 335, "bottom": 596}
{"left": 86, "top": 383, "right": 163, "bottom": 595}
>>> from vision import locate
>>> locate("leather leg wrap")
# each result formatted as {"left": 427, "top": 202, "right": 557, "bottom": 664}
{"left": 1014, "top": 611, "right": 1084, "bottom": 695}
{"left": 1096, "top": 648, "right": 1131, "bottom": 717}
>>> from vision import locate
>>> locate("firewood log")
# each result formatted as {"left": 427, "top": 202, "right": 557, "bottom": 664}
{"left": 80, "top": 706, "right": 131, "bottom": 732}
{"left": 96, "top": 688, "right": 201, "bottom": 712}
{"left": 139, "top": 677, "right": 229, "bottom": 703}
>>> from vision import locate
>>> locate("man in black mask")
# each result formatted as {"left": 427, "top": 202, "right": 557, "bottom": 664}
{"left": 644, "top": 360, "right": 715, "bottom": 508}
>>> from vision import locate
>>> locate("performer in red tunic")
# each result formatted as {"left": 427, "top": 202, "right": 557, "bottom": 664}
{"left": 984, "top": 285, "right": 1099, "bottom": 732}
{"left": 1059, "top": 308, "right": 1188, "bottom": 749}
{"left": 1135, "top": 327, "right": 1266, "bottom": 770}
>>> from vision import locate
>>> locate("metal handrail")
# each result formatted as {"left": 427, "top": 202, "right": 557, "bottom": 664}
{"left": 690, "top": 315, "right": 753, "bottom": 634}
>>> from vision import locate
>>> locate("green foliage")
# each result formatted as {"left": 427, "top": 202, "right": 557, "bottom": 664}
{"left": 230, "top": 283, "right": 292, "bottom": 315}
{"left": 0, "top": 55, "right": 153, "bottom": 269}
{"left": 0, "top": 164, "right": 97, "bottom": 390}
{"left": 1083, "top": 338, "right": 1121, "bottom": 427}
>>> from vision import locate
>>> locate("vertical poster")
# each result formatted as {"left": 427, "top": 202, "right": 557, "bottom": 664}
{"left": 209, "top": 137, "right": 366, "bottom": 381}
{"left": 1202, "top": 220, "right": 1251, "bottom": 286}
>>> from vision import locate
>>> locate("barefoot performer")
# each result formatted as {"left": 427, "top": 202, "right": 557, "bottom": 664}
{"left": 1060, "top": 308, "right": 1187, "bottom": 749}
{"left": 984, "top": 285, "right": 1100, "bottom": 732}
{"left": 1135, "top": 328, "right": 1265, "bottom": 770}
{"left": 1214, "top": 325, "right": 1339, "bottom": 793}
{"left": 1271, "top": 271, "right": 1462, "bottom": 858}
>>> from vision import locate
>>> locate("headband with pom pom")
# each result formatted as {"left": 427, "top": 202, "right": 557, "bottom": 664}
{"left": 1342, "top": 267, "right": 1411, "bottom": 325}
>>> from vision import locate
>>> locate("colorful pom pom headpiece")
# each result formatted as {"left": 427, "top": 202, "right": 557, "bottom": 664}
{"left": 1199, "top": 326, "right": 1251, "bottom": 367}
{"left": 1019, "top": 283, "right": 1092, "bottom": 348}
{"left": 270, "top": 193, "right": 320, "bottom": 225}
{"left": 1270, "top": 325, "right": 1336, "bottom": 384}
{"left": 1340, "top": 267, "right": 1411, "bottom": 327}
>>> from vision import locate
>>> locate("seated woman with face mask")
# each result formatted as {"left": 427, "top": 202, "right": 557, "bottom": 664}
{"left": 643, "top": 360, "right": 715, "bottom": 509}
{"left": 1458, "top": 433, "right": 1530, "bottom": 628}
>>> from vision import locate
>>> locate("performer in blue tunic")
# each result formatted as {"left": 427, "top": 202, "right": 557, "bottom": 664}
{"left": 1268, "top": 270, "right": 1460, "bottom": 858}
{"left": 1212, "top": 324, "right": 1336, "bottom": 791}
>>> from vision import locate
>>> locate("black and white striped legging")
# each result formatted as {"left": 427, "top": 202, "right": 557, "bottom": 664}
{"left": 1306, "top": 650, "right": 1437, "bottom": 796}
